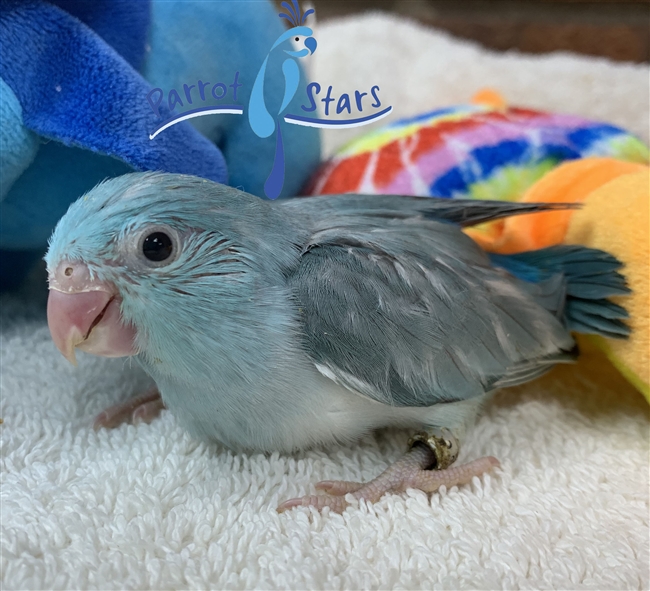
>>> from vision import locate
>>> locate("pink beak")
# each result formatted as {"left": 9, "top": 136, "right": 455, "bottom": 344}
{"left": 47, "top": 261, "right": 138, "bottom": 365}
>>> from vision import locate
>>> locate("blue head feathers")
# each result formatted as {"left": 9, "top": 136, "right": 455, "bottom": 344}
{"left": 45, "top": 173, "right": 305, "bottom": 379}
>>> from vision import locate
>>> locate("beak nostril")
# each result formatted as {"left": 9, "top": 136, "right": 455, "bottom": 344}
{"left": 51, "top": 261, "right": 104, "bottom": 296}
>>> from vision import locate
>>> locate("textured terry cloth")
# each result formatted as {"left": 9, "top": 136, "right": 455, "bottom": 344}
{"left": 1, "top": 12, "right": 649, "bottom": 591}
{"left": 0, "top": 288, "right": 648, "bottom": 590}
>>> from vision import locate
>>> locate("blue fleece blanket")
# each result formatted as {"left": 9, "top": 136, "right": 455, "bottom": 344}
{"left": 0, "top": 0, "right": 320, "bottom": 289}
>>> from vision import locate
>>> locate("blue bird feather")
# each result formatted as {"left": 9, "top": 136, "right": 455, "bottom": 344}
{"left": 45, "top": 172, "right": 630, "bottom": 453}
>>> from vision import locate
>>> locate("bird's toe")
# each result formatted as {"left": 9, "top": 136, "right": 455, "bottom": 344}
{"left": 93, "top": 387, "right": 163, "bottom": 430}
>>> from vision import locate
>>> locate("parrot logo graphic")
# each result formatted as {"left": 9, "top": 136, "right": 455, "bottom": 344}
{"left": 248, "top": 1, "right": 317, "bottom": 199}
{"left": 146, "top": 0, "right": 391, "bottom": 199}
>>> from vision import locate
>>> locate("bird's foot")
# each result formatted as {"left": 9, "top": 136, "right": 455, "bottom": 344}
{"left": 93, "top": 387, "right": 165, "bottom": 430}
{"left": 277, "top": 443, "right": 499, "bottom": 513}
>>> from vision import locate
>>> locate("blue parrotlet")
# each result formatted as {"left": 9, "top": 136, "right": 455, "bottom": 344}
{"left": 45, "top": 172, "right": 630, "bottom": 512}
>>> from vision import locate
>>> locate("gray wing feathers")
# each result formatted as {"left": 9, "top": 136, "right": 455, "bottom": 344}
{"left": 290, "top": 220, "right": 575, "bottom": 407}
{"left": 282, "top": 194, "right": 578, "bottom": 228}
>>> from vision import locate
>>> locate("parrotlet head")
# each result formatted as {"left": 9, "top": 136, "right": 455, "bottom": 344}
{"left": 45, "top": 172, "right": 301, "bottom": 367}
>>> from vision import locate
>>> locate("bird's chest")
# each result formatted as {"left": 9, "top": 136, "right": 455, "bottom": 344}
{"left": 147, "top": 360, "right": 380, "bottom": 452}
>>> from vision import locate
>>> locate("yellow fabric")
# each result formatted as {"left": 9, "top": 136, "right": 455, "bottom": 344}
{"left": 465, "top": 158, "right": 647, "bottom": 252}
{"left": 565, "top": 170, "right": 650, "bottom": 402}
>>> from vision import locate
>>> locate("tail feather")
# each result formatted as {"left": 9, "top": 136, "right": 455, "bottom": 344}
{"left": 567, "top": 298, "right": 629, "bottom": 319}
{"left": 566, "top": 277, "right": 630, "bottom": 300}
{"left": 491, "top": 245, "right": 631, "bottom": 340}
{"left": 566, "top": 299, "right": 630, "bottom": 338}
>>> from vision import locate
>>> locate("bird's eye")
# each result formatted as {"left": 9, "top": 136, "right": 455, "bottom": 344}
{"left": 125, "top": 225, "right": 181, "bottom": 270}
{"left": 295, "top": 37, "right": 299, "bottom": 41}
{"left": 142, "top": 231, "right": 173, "bottom": 262}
